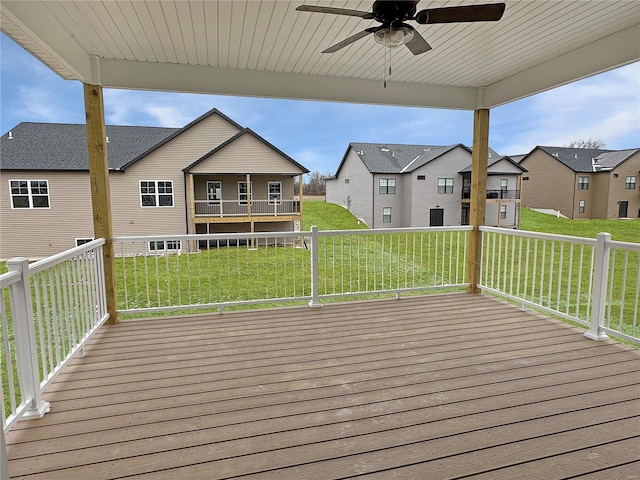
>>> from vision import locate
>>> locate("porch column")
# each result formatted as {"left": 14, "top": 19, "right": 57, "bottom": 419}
{"left": 84, "top": 84, "right": 118, "bottom": 323}
{"left": 466, "top": 108, "right": 489, "bottom": 293}
{"left": 188, "top": 173, "right": 196, "bottom": 232}
{"left": 299, "top": 173, "right": 304, "bottom": 224}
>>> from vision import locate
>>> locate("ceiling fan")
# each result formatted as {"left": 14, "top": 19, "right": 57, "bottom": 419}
{"left": 296, "top": 1, "right": 506, "bottom": 55}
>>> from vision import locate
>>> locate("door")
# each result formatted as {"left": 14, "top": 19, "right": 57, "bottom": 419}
{"left": 207, "top": 181, "right": 221, "bottom": 204}
{"left": 618, "top": 201, "right": 628, "bottom": 218}
{"left": 430, "top": 208, "right": 444, "bottom": 226}
{"left": 460, "top": 205, "right": 470, "bottom": 225}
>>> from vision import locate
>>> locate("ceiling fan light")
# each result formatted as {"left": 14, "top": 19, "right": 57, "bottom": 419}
{"left": 374, "top": 25, "right": 414, "bottom": 48}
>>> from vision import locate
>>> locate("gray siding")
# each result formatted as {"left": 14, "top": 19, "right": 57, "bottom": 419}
{"left": 325, "top": 149, "right": 374, "bottom": 227}
{"left": 372, "top": 174, "right": 402, "bottom": 228}
{"left": 410, "top": 148, "right": 470, "bottom": 226}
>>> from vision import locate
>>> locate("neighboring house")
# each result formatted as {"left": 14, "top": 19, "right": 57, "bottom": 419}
{"left": 325, "top": 143, "right": 526, "bottom": 229}
{"left": 519, "top": 146, "right": 640, "bottom": 219}
{"left": 1, "top": 108, "right": 308, "bottom": 259}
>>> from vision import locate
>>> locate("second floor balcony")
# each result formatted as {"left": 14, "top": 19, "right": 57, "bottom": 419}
{"left": 462, "top": 188, "right": 521, "bottom": 200}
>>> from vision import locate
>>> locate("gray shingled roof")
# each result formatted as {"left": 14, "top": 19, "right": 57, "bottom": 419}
{"left": 346, "top": 142, "right": 502, "bottom": 175}
{"left": 459, "top": 156, "right": 527, "bottom": 174}
{"left": 529, "top": 146, "right": 640, "bottom": 172}
{"left": 1, "top": 122, "right": 177, "bottom": 171}
{"left": 594, "top": 149, "right": 640, "bottom": 170}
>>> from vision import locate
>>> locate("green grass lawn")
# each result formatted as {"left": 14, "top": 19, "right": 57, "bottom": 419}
{"left": 519, "top": 208, "right": 639, "bottom": 242}
{"left": 303, "top": 200, "right": 368, "bottom": 230}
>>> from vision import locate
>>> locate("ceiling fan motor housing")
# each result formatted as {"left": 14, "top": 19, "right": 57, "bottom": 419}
{"left": 372, "top": 0, "right": 418, "bottom": 25}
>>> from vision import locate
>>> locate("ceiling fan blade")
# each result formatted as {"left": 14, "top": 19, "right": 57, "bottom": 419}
{"left": 405, "top": 29, "right": 432, "bottom": 55}
{"left": 296, "top": 5, "right": 374, "bottom": 19}
{"left": 415, "top": 3, "right": 506, "bottom": 24}
{"left": 321, "top": 28, "right": 376, "bottom": 53}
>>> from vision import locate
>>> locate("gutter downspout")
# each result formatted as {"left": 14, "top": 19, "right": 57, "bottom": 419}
{"left": 572, "top": 172, "right": 577, "bottom": 219}
{"left": 372, "top": 174, "right": 375, "bottom": 228}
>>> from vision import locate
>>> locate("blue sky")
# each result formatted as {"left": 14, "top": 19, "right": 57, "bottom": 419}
{"left": 1, "top": 32, "right": 638, "bottom": 174}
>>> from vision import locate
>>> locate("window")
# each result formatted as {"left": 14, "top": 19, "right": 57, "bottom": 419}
{"left": 75, "top": 238, "right": 94, "bottom": 247}
{"left": 238, "top": 181, "right": 252, "bottom": 204}
{"left": 207, "top": 181, "right": 221, "bottom": 205}
{"left": 382, "top": 207, "right": 391, "bottom": 223}
{"left": 268, "top": 182, "right": 282, "bottom": 204}
{"left": 140, "top": 180, "right": 173, "bottom": 207}
{"left": 417, "top": 175, "right": 426, "bottom": 180}
{"left": 438, "top": 178, "right": 454, "bottom": 194}
{"left": 579, "top": 200, "right": 585, "bottom": 213}
{"left": 500, "top": 205, "right": 507, "bottom": 219}
{"left": 10, "top": 180, "right": 50, "bottom": 208}
{"left": 379, "top": 178, "right": 396, "bottom": 194}
{"left": 149, "top": 240, "right": 181, "bottom": 252}
{"left": 625, "top": 176, "right": 636, "bottom": 190}
{"left": 462, "top": 177, "right": 471, "bottom": 198}
{"left": 500, "top": 179, "right": 508, "bottom": 192}
{"left": 523, "top": 176, "right": 529, "bottom": 181}
{"left": 578, "top": 176, "right": 590, "bottom": 190}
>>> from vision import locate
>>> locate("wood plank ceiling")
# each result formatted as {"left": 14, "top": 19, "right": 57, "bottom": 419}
{"left": 1, "top": 1, "right": 639, "bottom": 110}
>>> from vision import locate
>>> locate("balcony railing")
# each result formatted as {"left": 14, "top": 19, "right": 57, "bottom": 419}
{"left": 193, "top": 199, "right": 300, "bottom": 217}
{"left": 461, "top": 189, "right": 521, "bottom": 200}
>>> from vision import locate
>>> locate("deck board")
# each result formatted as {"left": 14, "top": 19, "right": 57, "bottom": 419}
{"left": 6, "top": 293, "right": 640, "bottom": 479}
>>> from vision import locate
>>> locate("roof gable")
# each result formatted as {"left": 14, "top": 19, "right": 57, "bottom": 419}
{"left": 184, "top": 128, "right": 308, "bottom": 174}
{"left": 460, "top": 156, "right": 528, "bottom": 174}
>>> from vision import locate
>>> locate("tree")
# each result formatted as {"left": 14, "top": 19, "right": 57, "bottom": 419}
{"left": 565, "top": 138, "right": 606, "bottom": 149}
{"left": 294, "top": 171, "right": 330, "bottom": 196}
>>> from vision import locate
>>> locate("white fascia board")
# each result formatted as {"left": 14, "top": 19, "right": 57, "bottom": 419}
{"left": 484, "top": 24, "right": 640, "bottom": 109}
{"left": 1, "top": 1, "right": 93, "bottom": 82}
{"left": 98, "top": 58, "right": 480, "bottom": 111}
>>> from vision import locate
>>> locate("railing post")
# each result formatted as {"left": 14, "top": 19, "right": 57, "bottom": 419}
{"left": 585, "top": 232, "right": 610, "bottom": 341}
{"left": 309, "top": 226, "right": 322, "bottom": 308}
{"left": 1, "top": 422, "right": 9, "bottom": 480}
{"left": 6, "top": 258, "right": 51, "bottom": 419}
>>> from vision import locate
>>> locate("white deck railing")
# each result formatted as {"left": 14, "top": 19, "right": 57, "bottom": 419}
{"left": 3, "top": 226, "right": 639, "bottom": 469}
{"left": 479, "top": 227, "right": 640, "bottom": 343}
{"left": 193, "top": 199, "right": 301, "bottom": 217}
{"left": 113, "top": 226, "right": 472, "bottom": 314}
{"left": 1, "top": 240, "right": 109, "bottom": 436}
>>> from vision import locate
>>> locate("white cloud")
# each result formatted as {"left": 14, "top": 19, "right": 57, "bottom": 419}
{"left": 494, "top": 62, "right": 640, "bottom": 154}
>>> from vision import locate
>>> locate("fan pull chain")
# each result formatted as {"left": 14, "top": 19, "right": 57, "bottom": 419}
{"left": 383, "top": 41, "right": 388, "bottom": 88}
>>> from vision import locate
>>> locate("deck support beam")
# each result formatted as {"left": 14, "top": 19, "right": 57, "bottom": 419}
{"left": 84, "top": 83, "right": 117, "bottom": 323}
{"left": 467, "top": 108, "right": 489, "bottom": 293}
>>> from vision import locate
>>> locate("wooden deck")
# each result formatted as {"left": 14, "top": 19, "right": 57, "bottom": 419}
{"left": 5, "top": 293, "right": 640, "bottom": 479}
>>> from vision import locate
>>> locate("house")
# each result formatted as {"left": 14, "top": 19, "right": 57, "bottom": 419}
{"left": 325, "top": 143, "right": 526, "bottom": 229}
{"left": 519, "top": 146, "right": 640, "bottom": 219}
{"left": 0, "top": 108, "right": 309, "bottom": 259}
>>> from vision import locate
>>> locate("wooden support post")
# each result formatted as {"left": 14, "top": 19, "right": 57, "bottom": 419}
{"left": 84, "top": 83, "right": 117, "bottom": 323}
{"left": 298, "top": 173, "right": 304, "bottom": 246}
{"left": 467, "top": 108, "right": 490, "bottom": 293}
